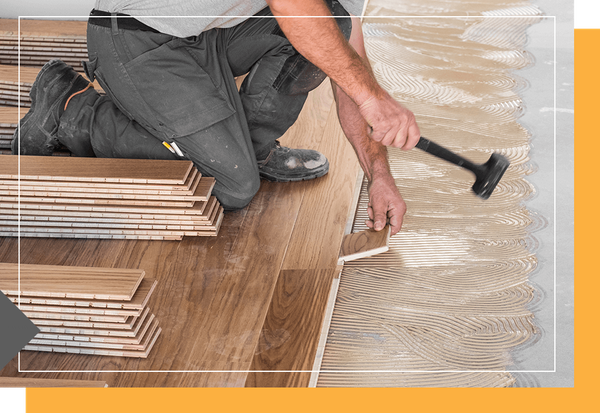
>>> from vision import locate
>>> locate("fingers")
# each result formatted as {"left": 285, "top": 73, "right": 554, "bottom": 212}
{"left": 374, "top": 108, "right": 419, "bottom": 149}
{"left": 387, "top": 204, "right": 402, "bottom": 236}
{"left": 365, "top": 200, "right": 403, "bottom": 235}
{"left": 391, "top": 113, "right": 420, "bottom": 149}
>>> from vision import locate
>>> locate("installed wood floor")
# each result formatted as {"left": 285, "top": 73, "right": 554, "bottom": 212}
{"left": 0, "top": 78, "right": 361, "bottom": 386}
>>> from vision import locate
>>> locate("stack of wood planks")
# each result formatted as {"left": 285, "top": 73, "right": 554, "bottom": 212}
{"left": 0, "top": 19, "right": 88, "bottom": 72}
{"left": 0, "top": 262, "right": 160, "bottom": 358}
{"left": 0, "top": 107, "right": 20, "bottom": 154}
{"left": 0, "top": 155, "right": 224, "bottom": 239}
{"left": 0, "top": 64, "right": 37, "bottom": 107}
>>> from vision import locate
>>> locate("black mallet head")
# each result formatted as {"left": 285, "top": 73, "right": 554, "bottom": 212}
{"left": 471, "top": 153, "right": 510, "bottom": 200}
{"left": 415, "top": 137, "right": 511, "bottom": 200}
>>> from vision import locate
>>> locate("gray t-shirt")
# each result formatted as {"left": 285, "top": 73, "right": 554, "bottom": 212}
{"left": 95, "top": 0, "right": 365, "bottom": 38}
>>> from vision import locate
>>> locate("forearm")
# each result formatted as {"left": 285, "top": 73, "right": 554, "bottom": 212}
{"left": 266, "top": 0, "right": 383, "bottom": 106}
{"left": 330, "top": 14, "right": 391, "bottom": 182}
{"left": 331, "top": 14, "right": 407, "bottom": 235}
{"left": 332, "top": 81, "right": 392, "bottom": 182}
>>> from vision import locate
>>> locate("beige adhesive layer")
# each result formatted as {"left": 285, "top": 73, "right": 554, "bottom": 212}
{"left": 317, "top": 0, "right": 544, "bottom": 387}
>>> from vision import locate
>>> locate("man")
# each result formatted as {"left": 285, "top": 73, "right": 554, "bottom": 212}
{"left": 12, "top": 0, "right": 420, "bottom": 235}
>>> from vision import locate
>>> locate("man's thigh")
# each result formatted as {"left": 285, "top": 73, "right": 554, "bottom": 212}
{"left": 87, "top": 23, "right": 236, "bottom": 141}
{"left": 86, "top": 19, "right": 260, "bottom": 208}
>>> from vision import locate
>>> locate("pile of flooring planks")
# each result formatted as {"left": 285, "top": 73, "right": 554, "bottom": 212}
{"left": 0, "top": 107, "right": 20, "bottom": 154}
{"left": 0, "top": 155, "right": 224, "bottom": 239}
{"left": 0, "top": 19, "right": 88, "bottom": 72}
{"left": 0, "top": 262, "right": 160, "bottom": 358}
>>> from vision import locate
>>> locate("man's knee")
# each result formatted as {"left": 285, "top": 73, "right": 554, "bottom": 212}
{"left": 213, "top": 173, "right": 261, "bottom": 210}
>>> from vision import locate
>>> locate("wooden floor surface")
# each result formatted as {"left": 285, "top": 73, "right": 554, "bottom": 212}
{"left": 0, "top": 76, "right": 361, "bottom": 386}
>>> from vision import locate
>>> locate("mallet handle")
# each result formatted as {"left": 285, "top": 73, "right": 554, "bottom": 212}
{"left": 415, "top": 137, "right": 482, "bottom": 175}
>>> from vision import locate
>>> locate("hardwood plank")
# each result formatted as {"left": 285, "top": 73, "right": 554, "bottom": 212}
{"left": 0, "top": 196, "right": 213, "bottom": 218}
{"left": 246, "top": 268, "right": 337, "bottom": 387}
{"left": 30, "top": 319, "right": 159, "bottom": 351}
{"left": 0, "top": 230, "right": 183, "bottom": 241}
{"left": 36, "top": 313, "right": 156, "bottom": 345}
{"left": 280, "top": 105, "right": 361, "bottom": 271}
{"left": 37, "top": 308, "right": 152, "bottom": 338}
{"left": 0, "top": 155, "right": 193, "bottom": 184}
{"left": 0, "top": 168, "right": 200, "bottom": 194}
{"left": 30, "top": 314, "right": 139, "bottom": 330}
{"left": 0, "top": 377, "right": 106, "bottom": 387}
{"left": 0, "top": 263, "right": 144, "bottom": 300}
{"left": 23, "top": 310, "right": 129, "bottom": 323}
{"left": 0, "top": 175, "right": 213, "bottom": 202}
{"left": 0, "top": 224, "right": 217, "bottom": 237}
{"left": 2, "top": 215, "right": 217, "bottom": 229}
{"left": 24, "top": 327, "right": 161, "bottom": 358}
{"left": 0, "top": 195, "right": 195, "bottom": 208}
{"left": 12, "top": 300, "right": 142, "bottom": 317}
{"left": 246, "top": 89, "right": 362, "bottom": 387}
{"left": 0, "top": 19, "right": 87, "bottom": 38}
{"left": 0, "top": 165, "right": 200, "bottom": 193}
{"left": 9, "top": 278, "right": 156, "bottom": 310}
{"left": 338, "top": 225, "right": 391, "bottom": 263}
{"left": 0, "top": 106, "right": 25, "bottom": 124}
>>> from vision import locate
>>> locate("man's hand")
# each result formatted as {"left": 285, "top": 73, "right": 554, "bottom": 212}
{"left": 366, "top": 174, "right": 406, "bottom": 236}
{"left": 359, "top": 94, "right": 421, "bottom": 150}
{"left": 267, "top": 0, "right": 420, "bottom": 151}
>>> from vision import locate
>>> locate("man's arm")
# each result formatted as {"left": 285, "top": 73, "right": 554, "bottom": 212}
{"left": 331, "top": 15, "right": 408, "bottom": 235}
{"left": 266, "top": 0, "right": 420, "bottom": 150}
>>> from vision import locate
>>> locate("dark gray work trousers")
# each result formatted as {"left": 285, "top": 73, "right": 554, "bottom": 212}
{"left": 57, "top": 3, "right": 351, "bottom": 209}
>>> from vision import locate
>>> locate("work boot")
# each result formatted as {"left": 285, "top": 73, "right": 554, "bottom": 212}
{"left": 11, "top": 60, "right": 92, "bottom": 155}
{"left": 257, "top": 141, "right": 329, "bottom": 182}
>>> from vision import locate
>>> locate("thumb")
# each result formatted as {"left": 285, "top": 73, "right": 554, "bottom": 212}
{"left": 372, "top": 207, "right": 387, "bottom": 231}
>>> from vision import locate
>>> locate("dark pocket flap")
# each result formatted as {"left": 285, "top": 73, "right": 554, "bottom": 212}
{"left": 123, "top": 42, "right": 235, "bottom": 138}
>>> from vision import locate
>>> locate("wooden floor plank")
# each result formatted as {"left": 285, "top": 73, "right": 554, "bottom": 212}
{"left": 37, "top": 308, "right": 152, "bottom": 338}
{"left": 0, "top": 19, "right": 87, "bottom": 38}
{"left": 24, "top": 327, "right": 161, "bottom": 358}
{"left": 280, "top": 106, "right": 361, "bottom": 271}
{"left": 36, "top": 313, "right": 156, "bottom": 345}
{"left": 0, "top": 377, "right": 106, "bottom": 387}
{"left": 338, "top": 225, "right": 391, "bottom": 263}
{"left": 1, "top": 196, "right": 212, "bottom": 217}
{"left": 0, "top": 168, "right": 200, "bottom": 194}
{"left": 30, "top": 315, "right": 139, "bottom": 330}
{"left": 6, "top": 278, "right": 157, "bottom": 310}
{"left": 24, "top": 310, "right": 130, "bottom": 324}
{"left": 12, "top": 301, "right": 142, "bottom": 317}
{"left": 30, "top": 319, "right": 159, "bottom": 351}
{"left": 0, "top": 175, "right": 212, "bottom": 202}
{"left": 245, "top": 268, "right": 337, "bottom": 387}
{"left": 1, "top": 156, "right": 194, "bottom": 184}
{"left": 246, "top": 88, "right": 362, "bottom": 386}
{"left": 0, "top": 263, "right": 144, "bottom": 300}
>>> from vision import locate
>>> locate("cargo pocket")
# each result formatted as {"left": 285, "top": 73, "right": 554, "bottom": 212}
{"left": 123, "top": 41, "right": 235, "bottom": 139}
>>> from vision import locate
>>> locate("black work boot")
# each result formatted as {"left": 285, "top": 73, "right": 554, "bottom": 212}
{"left": 11, "top": 60, "right": 92, "bottom": 155}
{"left": 257, "top": 141, "right": 329, "bottom": 182}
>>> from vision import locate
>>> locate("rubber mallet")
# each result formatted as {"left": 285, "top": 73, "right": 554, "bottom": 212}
{"left": 415, "top": 137, "right": 510, "bottom": 200}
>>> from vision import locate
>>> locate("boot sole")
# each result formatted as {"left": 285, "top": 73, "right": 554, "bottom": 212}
{"left": 258, "top": 160, "right": 330, "bottom": 182}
